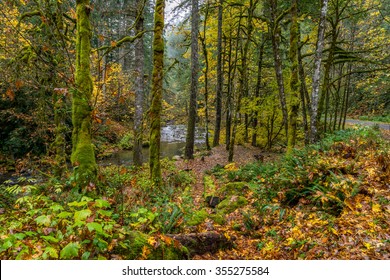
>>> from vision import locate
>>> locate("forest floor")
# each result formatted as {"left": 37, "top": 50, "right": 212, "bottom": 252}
{"left": 172, "top": 127, "right": 390, "bottom": 260}
{"left": 0, "top": 126, "right": 389, "bottom": 260}
{"left": 175, "top": 145, "right": 282, "bottom": 208}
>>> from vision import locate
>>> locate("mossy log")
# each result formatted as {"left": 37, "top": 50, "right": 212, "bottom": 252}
{"left": 167, "top": 232, "right": 235, "bottom": 256}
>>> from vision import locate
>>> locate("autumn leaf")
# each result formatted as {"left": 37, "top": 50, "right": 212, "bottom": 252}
{"left": 6, "top": 88, "right": 15, "bottom": 101}
{"left": 140, "top": 245, "right": 151, "bottom": 260}
{"left": 372, "top": 204, "right": 381, "bottom": 213}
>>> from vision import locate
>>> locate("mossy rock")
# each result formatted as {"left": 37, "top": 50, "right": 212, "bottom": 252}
{"left": 203, "top": 175, "right": 216, "bottom": 196}
{"left": 218, "top": 182, "right": 248, "bottom": 197}
{"left": 116, "top": 231, "right": 189, "bottom": 260}
{"left": 210, "top": 213, "right": 225, "bottom": 225}
{"left": 187, "top": 209, "right": 208, "bottom": 226}
{"left": 216, "top": 196, "right": 248, "bottom": 214}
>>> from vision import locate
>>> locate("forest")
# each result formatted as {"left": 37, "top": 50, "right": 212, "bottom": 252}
{"left": 0, "top": 0, "right": 389, "bottom": 260}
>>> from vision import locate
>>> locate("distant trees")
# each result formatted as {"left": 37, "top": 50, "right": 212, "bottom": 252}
{"left": 1, "top": 0, "right": 389, "bottom": 185}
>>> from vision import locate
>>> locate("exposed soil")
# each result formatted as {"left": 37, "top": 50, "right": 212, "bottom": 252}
{"left": 175, "top": 145, "right": 282, "bottom": 208}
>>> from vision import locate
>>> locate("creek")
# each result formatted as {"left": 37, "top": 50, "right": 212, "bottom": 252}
{"left": 100, "top": 125, "right": 206, "bottom": 166}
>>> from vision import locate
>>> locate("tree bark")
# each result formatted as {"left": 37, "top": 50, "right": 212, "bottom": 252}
{"left": 149, "top": 0, "right": 165, "bottom": 187}
{"left": 269, "top": 0, "right": 288, "bottom": 140}
{"left": 200, "top": 2, "right": 211, "bottom": 150}
{"left": 71, "top": 0, "right": 97, "bottom": 188}
{"left": 185, "top": 0, "right": 199, "bottom": 159}
{"left": 310, "top": 0, "right": 329, "bottom": 143}
{"left": 133, "top": 1, "right": 145, "bottom": 167}
{"left": 287, "top": 0, "right": 300, "bottom": 154}
{"left": 213, "top": 0, "right": 223, "bottom": 147}
{"left": 252, "top": 39, "right": 265, "bottom": 147}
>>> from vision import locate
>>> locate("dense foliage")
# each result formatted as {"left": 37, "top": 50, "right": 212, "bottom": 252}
{"left": 1, "top": 126, "right": 389, "bottom": 259}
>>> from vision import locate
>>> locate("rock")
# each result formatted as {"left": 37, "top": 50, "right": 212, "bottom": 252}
{"left": 205, "top": 196, "right": 221, "bottom": 208}
{"left": 172, "top": 155, "right": 182, "bottom": 161}
{"left": 216, "top": 195, "right": 248, "bottom": 214}
{"left": 219, "top": 182, "right": 248, "bottom": 197}
{"left": 254, "top": 154, "right": 264, "bottom": 162}
{"left": 187, "top": 209, "right": 208, "bottom": 226}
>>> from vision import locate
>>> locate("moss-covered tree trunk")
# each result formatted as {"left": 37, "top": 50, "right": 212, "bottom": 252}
{"left": 298, "top": 33, "right": 311, "bottom": 145}
{"left": 149, "top": 0, "right": 165, "bottom": 187}
{"left": 287, "top": 0, "right": 300, "bottom": 154}
{"left": 133, "top": 1, "right": 145, "bottom": 167}
{"left": 71, "top": 0, "right": 97, "bottom": 188}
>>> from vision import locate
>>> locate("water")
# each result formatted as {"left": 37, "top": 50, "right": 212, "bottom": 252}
{"left": 100, "top": 125, "right": 206, "bottom": 165}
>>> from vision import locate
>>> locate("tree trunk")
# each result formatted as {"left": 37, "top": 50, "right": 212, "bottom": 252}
{"left": 213, "top": 0, "right": 223, "bottom": 147}
{"left": 310, "top": 0, "right": 329, "bottom": 143}
{"left": 252, "top": 39, "right": 265, "bottom": 147}
{"left": 185, "top": 0, "right": 199, "bottom": 159}
{"left": 269, "top": 0, "right": 288, "bottom": 140}
{"left": 133, "top": 1, "right": 145, "bottom": 167}
{"left": 71, "top": 0, "right": 97, "bottom": 188}
{"left": 287, "top": 0, "right": 300, "bottom": 154}
{"left": 149, "top": 0, "right": 165, "bottom": 187}
{"left": 298, "top": 34, "right": 310, "bottom": 145}
{"left": 200, "top": 2, "right": 211, "bottom": 150}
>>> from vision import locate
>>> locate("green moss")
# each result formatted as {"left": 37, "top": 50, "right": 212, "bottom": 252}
{"left": 187, "top": 209, "right": 208, "bottom": 226}
{"left": 149, "top": 0, "right": 165, "bottom": 187}
{"left": 210, "top": 213, "right": 225, "bottom": 225}
{"left": 71, "top": 0, "right": 97, "bottom": 188}
{"left": 219, "top": 182, "right": 247, "bottom": 197}
{"left": 203, "top": 175, "right": 216, "bottom": 196}
{"left": 217, "top": 196, "right": 248, "bottom": 214}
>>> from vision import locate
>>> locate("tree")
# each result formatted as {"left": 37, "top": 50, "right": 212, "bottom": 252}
{"left": 185, "top": 0, "right": 200, "bottom": 159}
{"left": 149, "top": 0, "right": 165, "bottom": 186}
{"left": 133, "top": 0, "right": 146, "bottom": 166}
{"left": 268, "top": 0, "right": 288, "bottom": 139}
{"left": 213, "top": 0, "right": 223, "bottom": 147}
{"left": 286, "top": 0, "right": 300, "bottom": 154}
{"left": 310, "top": 0, "right": 329, "bottom": 143}
{"left": 71, "top": 0, "right": 98, "bottom": 188}
{"left": 199, "top": 1, "right": 211, "bottom": 150}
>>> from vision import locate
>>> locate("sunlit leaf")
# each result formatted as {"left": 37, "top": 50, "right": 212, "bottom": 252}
{"left": 74, "top": 209, "right": 92, "bottom": 222}
{"left": 68, "top": 201, "right": 88, "bottom": 207}
{"left": 57, "top": 211, "right": 72, "bottom": 219}
{"left": 95, "top": 199, "right": 110, "bottom": 209}
{"left": 42, "top": 236, "right": 59, "bottom": 243}
{"left": 35, "top": 215, "right": 51, "bottom": 226}
{"left": 44, "top": 247, "right": 58, "bottom": 259}
{"left": 60, "top": 242, "right": 80, "bottom": 259}
{"left": 87, "top": 222, "right": 103, "bottom": 233}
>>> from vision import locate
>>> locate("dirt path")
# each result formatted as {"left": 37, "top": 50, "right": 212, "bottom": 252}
{"left": 175, "top": 145, "right": 281, "bottom": 208}
{"left": 346, "top": 119, "right": 390, "bottom": 130}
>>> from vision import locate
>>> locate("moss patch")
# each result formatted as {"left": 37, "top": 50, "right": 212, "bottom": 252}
{"left": 210, "top": 213, "right": 225, "bottom": 225}
{"left": 217, "top": 196, "right": 248, "bottom": 214}
{"left": 187, "top": 209, "right": 208, "bottom": 226}
{"left": 219, "top": 182, "right": 248, "bottom": 197}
